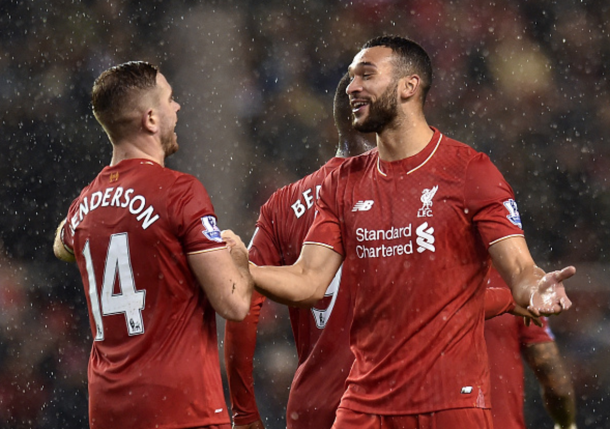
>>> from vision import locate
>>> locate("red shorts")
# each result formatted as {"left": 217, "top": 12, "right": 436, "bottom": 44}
{"left": 332, "top": 407, "right": 493, "bottom": 429}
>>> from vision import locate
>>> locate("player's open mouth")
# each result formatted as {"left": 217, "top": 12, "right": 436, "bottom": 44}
{"left": 351, "top": 100, "right": 368, "bottom": 113}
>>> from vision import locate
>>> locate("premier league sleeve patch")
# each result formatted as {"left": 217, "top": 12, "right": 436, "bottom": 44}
{"left": 201, "top": 215, "right": 223, "bottom": 242}
{"left": 503, "top": 199, "right": 523, "bottom": 229}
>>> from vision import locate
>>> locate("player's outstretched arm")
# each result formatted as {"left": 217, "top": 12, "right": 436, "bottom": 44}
{"left": 523, "top": 341, "right": 577, "bottom": 429}
{"left": 53, "top": 219, "right": 76, "bottom": 263}
{"left": 489, "top": 236, "right": 574, "bottom": 316}
{"left": 187, "top": 230, "right": 254, "bottom": 321}
{"left": 251, "top": 243, "right": 342, "bottom": 307}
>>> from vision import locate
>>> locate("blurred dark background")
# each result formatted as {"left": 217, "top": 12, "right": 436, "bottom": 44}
{"left": 0, "top": 0, "right": 608, "bottom": 428}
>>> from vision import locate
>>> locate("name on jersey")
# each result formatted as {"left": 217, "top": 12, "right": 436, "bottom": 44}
{"left": 355, "top": 223, "right": 435, "bottom": 258}
{"left": 70, "top": 186, "right": 160, "bottom": 232}
{"left": 291, "top": 185, "right": 322, "bottom": 218}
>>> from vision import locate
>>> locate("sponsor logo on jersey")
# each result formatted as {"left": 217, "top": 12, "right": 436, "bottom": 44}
{"left": 417, "top": 185, "right": 438, "bottom": 218}
{"left": 201, "top": 216, "right": 223, "bottom": 242}
{"left": 503, "top": 199, "right": 522, "bottom": 229}
{"left": 416, "top": 222, "right": 435, "bottom": 253}
{"left": 352, "top": 200, "right": 374, "bottom": 212}
{"left": 461, "top": 386, "right": 473, "bottom": 394}
{"left": 355, "top": 222, "right": 436, "bottom": 258}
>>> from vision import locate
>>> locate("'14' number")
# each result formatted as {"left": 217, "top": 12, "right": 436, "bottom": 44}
{"left": 82, "top": 233, "right": 146, "bottom": 340}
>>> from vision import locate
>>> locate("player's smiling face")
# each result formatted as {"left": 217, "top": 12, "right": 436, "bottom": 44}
{"left": 347, "top": 46, "right": 399, "bottom": 133}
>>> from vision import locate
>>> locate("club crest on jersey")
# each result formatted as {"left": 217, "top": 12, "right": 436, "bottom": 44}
{"left": 352, "top": 200, "right": 374, "bottom": 212}
{"left": 503, "top": 199, "right": 522, "bottom": 229}
{"left": 201, "top": 216, "right": 223, "bottom": 242}
{"left": 417, "top": 185, "right": 438, "bottom": 218}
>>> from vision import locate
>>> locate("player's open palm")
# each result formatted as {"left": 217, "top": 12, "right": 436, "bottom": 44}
{"left": 528, "top": 266, "right": 575, "bottom": 316}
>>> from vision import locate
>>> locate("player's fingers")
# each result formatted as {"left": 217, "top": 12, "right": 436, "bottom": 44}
{"left": 554, "top": 265, "right": 576, "bottom": 283}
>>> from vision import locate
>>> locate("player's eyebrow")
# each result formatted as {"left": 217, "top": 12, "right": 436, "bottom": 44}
{"left": 348, "top": 61, "right": 377, "bottom": 74}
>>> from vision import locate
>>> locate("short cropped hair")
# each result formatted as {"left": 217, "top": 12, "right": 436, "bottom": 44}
{"left": 91, "top": 61, "right": 159, "bottom": 138}
{"left": 362, "top": 36, "right": 433, "bottom": 103}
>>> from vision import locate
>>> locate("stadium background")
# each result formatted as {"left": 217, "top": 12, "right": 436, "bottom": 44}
{"left": 0, "top": 0, "right": 608, "bottom": 427}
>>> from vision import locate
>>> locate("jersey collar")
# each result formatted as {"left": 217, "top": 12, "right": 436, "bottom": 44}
{"left": 376, "top": 127, "right": 442, "bottom": 177}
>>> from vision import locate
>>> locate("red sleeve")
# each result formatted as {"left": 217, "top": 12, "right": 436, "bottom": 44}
{"left": 464, "top": 153, "right": 524, "bottom": 248}
{"left": 519, "top": 316, "right": 555, "bottom": 346}
{"left": 484, "top": 268, "right": 516, "bottom": 319}
{"left": 484, "top": 287, "right": 516, "bottom": 319}
{"left": 168, "top": 175, "right": 227, "bottom": 254}
{"left": 224, "top": 291, "right": 266, "bottom": 425}
{"left": 248, "top": 197, "right": 285, "bottom": 266}
{"left": 303, "top": 172, "right": 344, "bottom": 255}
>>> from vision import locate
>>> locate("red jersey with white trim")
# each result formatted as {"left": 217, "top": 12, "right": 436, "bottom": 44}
{"left": 60, "top": 159, "right": 230, "bottom": 429}
{"left": 484, "top": 269, "right": 554, "bottom": 429}
{"left": 304, "top": 128, "right": 525, "bottom": 415}
{"left": 225, "top": 157, "right": 356, "bottom": 429}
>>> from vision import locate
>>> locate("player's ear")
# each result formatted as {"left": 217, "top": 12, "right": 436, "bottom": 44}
{"left": 399, "top": 75, "right": 420, "bottom": 100}
{"left": 142, "top": 108, "right": 158, "bottom": 134}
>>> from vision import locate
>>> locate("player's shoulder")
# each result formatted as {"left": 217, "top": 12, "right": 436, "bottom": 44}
{"left": 438, "top": 132, "right": 494, "bottom": 170}
{"left": 334, "top": 148, "right": 378, "bottom": 176}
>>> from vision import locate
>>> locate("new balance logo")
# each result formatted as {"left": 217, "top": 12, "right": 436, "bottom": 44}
{"left": 352, "top": 200, "right": 374, "bottom": 212}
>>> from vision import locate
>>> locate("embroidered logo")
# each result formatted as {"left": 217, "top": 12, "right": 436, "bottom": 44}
{"left": 416, "top": 222, "right": 435, "bottom": 253}
{"left": 352, "top": 200, "right": 374, "bottom": 212}
{"left": 461, "top": 386, "right": 473, "bottom": 394}
{"left": 417, "top": 186, "right": 438, "bottom": 218}
{"left": 503, "top": 199, "right": 522, "bottom": 229}
{"left": 201, "top": 216, "right": 223, "bottom": 242}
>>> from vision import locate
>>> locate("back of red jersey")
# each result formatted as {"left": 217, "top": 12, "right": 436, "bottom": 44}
{"left": 61, "top": 159, "right": 229, "bottom": 429}
{"left": 248, "top": 157, "right": 356, "bottom": 428}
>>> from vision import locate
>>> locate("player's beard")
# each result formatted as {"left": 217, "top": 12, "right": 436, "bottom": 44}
{"left": 161, "top": 126, "right": 178, "bottom": 157}
{"left": 353, "top": 81, "right": 399, "bottom": 134}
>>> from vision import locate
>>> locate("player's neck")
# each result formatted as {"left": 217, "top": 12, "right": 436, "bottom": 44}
{"left": 377, "top": 119, "right": 433, "bottom": 162}
{"left": 110, "top": 136, "right": 165, "bottom": 167}
{"left": 335, "top": 134, "right": 376, "bottom": 158}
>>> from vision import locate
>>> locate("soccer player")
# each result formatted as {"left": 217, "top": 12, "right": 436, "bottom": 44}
{"left": 485, "top": 268, "right": 578, "bottom": 429}
{"left": 224, "top": 73, "right": 375, "bottom": 429}
{"left": 53, "top": 61, "right": 253, "bottom": 429}
{"left": 241, "top": 35, "right": 575, "bottom": 429}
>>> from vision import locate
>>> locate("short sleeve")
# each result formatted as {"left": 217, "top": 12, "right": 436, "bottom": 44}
{"left": 303, "top": 172, "right": 344, "bottom": 256}
{"left": 248, "top": 198, "right": 283, "bottom": 267}
{"left": 464, "top": 153, "right": 524, "bottom": 247}
{"left": 168, "top": 174, "right": 226, "bottom": 254}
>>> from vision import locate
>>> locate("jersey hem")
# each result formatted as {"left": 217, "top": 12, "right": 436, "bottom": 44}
{"left": 339, "top": 401, "right": 491, "bottom": 416}
{"left": 187, "top": 244, "right": 228, "bottom": 255}
{"left": 488, "top": 234, "right": 524, "bottom": 247}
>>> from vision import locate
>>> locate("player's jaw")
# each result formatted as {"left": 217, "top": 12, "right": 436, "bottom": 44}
{"left": 351, "top": 81, "right": 399, "bottom": 134}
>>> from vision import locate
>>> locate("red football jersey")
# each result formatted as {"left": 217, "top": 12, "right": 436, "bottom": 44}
{"left": 226, "top": 157, "right": 357, "bottom": 429}
{"left": 484, "top": 269, "right": 554, "bottom": 429}
{"left": 305, "top": 128, "right": 525, "bottom": 415}
{"left": 61, "top": 159, "right": 230, "bottom": 429}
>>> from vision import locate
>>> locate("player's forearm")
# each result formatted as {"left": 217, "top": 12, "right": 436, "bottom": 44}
{"left": 251, "top": 264, "right": 325, "bottom": 307}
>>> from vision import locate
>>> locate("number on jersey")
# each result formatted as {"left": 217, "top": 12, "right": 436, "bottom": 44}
{"left": 82, "top": 233, "right": 146, "bottom": 340}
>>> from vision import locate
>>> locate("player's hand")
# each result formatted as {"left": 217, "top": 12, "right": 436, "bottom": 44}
{"left": 509, "top": 304, "right": 542, "bottom": 327}
{"left": 233, "top": 420, "right": 266, "bottom": 429}
{"left": 222, "top": 230, "right": 247, "bottom": 254}
{"left": 528, "top": 266, "right": 575, "bottom": 317}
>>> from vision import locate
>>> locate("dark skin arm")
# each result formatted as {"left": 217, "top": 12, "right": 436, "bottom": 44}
{"left": 522, "top": 341, "right": 577, "bottom": 429}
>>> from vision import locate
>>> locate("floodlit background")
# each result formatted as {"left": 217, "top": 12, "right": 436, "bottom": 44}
{"left": 1, "top": 0, "right": 608, "bottom": 428}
